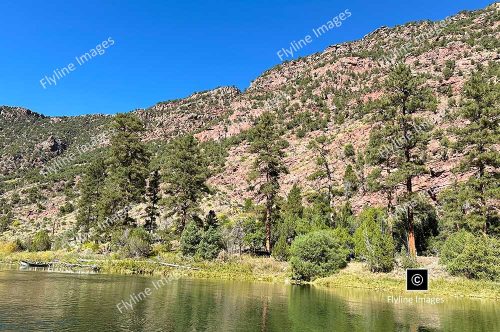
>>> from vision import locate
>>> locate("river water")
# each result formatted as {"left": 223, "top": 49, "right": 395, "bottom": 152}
{"left": 0, "top": 268, "right": 498, "bottom": 331}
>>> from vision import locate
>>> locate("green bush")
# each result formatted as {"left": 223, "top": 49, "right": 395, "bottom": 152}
{"left": 180, "top": 221, "right": 201, "bottom": 256}
{"left": 343, "top": 143, "right": 355, "bottom": 158}
{"left": 151, "top": 243, "right": 172, "bottom": 256}
{"left": 13, "top": 238, "right": 24, "bottom": 251}
{"left": 332, "top": 227, "right": 354, "bottom": 254}
{"left": 29, "top": 230, "right": 51, "bottom": 252}
{"left": 0, "top": 215, "right": 12, "bottom": 233}
{"left": 343, "top": 165, "right": 359, "bottom": 198}
{"left": 117, "top": 228, "right": 151, "bottom": 258}
{"left": 180, "top": 219, "right": 225, "bottom": 259}
{"left": 353, "top": 208, "right": 394, "bottom": 272}
{"left": 59, "top": 202, "right": 75, "bottom": 215}
{"left": 272, "top": 234, "right": 290, "bottom": 261}
{"left": 440, "top": 231, "right": 499, "bottom": 281}
{"left": 439, "top": 230, "right": 473, "bottom": 264}
{"left": 196, "top": 226, "right": 224, "bottom": 260}
{"left": 399, "top": 247, "right": 419, "bottom": 269}
{"left": 242, "top": 217, "right": 266, "bottom": 253}
{"left": 289, "top": 230, "right": 349, "bottom": 281}
{"left": 443, "top": 60, "right": 455, "bottom": 80}
{"left": 82, "top": 242, "right": 100, "bottom": 253}
{"left": 153, "top": 229, "right": 174, "bottom": 252}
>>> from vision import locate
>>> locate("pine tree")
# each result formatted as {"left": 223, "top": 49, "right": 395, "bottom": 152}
{"left": 180, "top": 221, "right": 201, "bottom": 256}
{"left": 101, "top": 114, "right": 150, "bottom": 226}
{"left": 276, "top": 184, "right": 304, "bottom": 250}
{"left": 97, "top": 176, "right": 127, "bottom": 228}
{"left": 354, "top": 208, "right": 395, "bottom": 272}
{"left": 336, "top": 201, "right": 354, "bottom": 230}
{"left": 365, "top": 64, "right": 437, "bottom": 257}
{"left": 162, "top": 135, "right": 208, "bottom": 233}
{"left": 283, "top": 184, "right": 304, "bottom": 219}
{"left": 441, "top": 64, "right": 499, "bottom": 236}
{"left": 250, "top": 112, "right": 288, "bottom": 253}
{"left": 197, "top": 211, "right": 224, "bottom": 260}
{"left": 355, "top": 153, "right": 367, "bottom": 195}
{"left": 145, "top": 169, "right": 161, "bottom": 233}
{"left": 343, "top": 164, "right": 359, "bottom": 199}
{"left": 197, "top": 225, "right": 224, "bottom": 260}
{"left": 308, "top": 134, "right": 341, "bottom": 225}
{"left": 109, "top": 114, "right": 150, "bottom": 203}
{"left": 272, "top": 234, "right": 290, "bottom": 261}
{"left": 76, "top": 158, "right": 106, "bottom": 240}
{"left": 204, "top": 210, "right": 218, "bottom": 230}
{"left": 343, "top": 143, "right": 363, "bottom": 197}
{"left": 343, "top": 143, "right": 355, "bottom": 159}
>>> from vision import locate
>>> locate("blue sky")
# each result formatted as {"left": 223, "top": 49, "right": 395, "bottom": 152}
{"left": 0, "top": 0, "right": 493, "bottom": 117}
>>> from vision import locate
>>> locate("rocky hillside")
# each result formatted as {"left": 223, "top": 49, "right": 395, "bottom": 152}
{"left": 0, "top": 3, "right": 498, "bottom": 237}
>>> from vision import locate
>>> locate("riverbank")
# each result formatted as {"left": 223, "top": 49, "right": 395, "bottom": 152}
{"left": 1, "top": 250, "right": 498, "bottom": 300}
{"left": 0, "top": 250, "right": 289, "bottom": 282}
{"left": 314, "top": 261, "right": 500, "bottom": 300}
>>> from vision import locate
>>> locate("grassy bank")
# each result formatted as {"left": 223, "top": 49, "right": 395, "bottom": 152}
{"left": 0, "top": 250, "right": 289, "bottom": 283}
{"left": 1, "top": 250, "right": 498, "bottom": 299}
{"left": 314, "top": 262, "right": 500, "bottom": 300}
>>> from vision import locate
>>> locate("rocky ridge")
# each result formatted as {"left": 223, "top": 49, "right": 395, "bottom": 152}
{"left": 0, "top": 3, "right": 498, "bottom": 236}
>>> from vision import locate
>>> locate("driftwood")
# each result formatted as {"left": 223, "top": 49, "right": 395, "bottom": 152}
{"left": 148, "top": 260, "right": 200, "bottom": 270}
{"left": 78, "top": 258, "right": 199, "bottom": 270}
{"left": 54, "top": 261, "right": 100, "bottom": 271}
{"left": 21, "top": 258, "right": 197, "bottom": 272}
{"left": 77, "top": 259, "right": 98, "bottom": 263}
{"left": 45, "top": 260, "right": 100, "bottom": 271}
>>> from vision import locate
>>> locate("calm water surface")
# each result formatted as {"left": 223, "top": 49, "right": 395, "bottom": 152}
{"left": 0, "top": 267, "right": 498, "bottom": 331}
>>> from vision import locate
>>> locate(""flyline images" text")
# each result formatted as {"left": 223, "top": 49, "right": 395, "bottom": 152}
{"left": 40, "top": 37, "right": 115, "bottom": 89}
{"left": 277, "top": 9, "right": 351, "bottom": 61}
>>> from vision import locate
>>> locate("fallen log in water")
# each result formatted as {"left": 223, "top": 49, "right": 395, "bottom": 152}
{"left": 147, "top": 260, "right": 200, "bottom": 270}
{"left": 54, "top": 261, "right": 100, "bottom": 271}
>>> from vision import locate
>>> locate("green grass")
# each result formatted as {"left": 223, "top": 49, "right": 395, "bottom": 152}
{"left": 314, "top": 272, "right": 500, "bottom": 300}
{"left": 2, "top": 250, "right": 498, "bottom": 299}
{"left": 0, "top": 250, "right": 289, "bottom": 282}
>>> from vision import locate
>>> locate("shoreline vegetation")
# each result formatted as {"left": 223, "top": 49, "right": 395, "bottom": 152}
{"left": 1, "top": 62, "right": 498, "bottom": 305}
{"left": 1, "top": 251, "right": 498, "bottom": 300}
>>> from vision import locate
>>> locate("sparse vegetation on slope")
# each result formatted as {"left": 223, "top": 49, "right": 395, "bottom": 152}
{"left": 0, "top": 3, "right": 498, "bottom": 290}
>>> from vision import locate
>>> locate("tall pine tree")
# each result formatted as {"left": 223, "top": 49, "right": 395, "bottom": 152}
{"left": 250, "top": 112, "right": 288, "bottom": 253}
{"left": 100, "top": 114, "right": 150, "bottom": 226}
{"left": 76, "top": 158, "right": 106, "bottom": 240}
{"left": 162, "top": 135, "right": 208, "bottom": 233}
{"left": 366, "top": 64, "right": 437, "bottom": 256}
{"left": 145, "top": 169, "right": 161, "bottom": 233}
{"left": 308, "top": 135, "right": 340, "bottom": 225}
{"left": 276, "top": 184, "right": 304, "bottom": 250}
{"left": 283, "top": 184, "right": 304, "bottom": 220}
{"left": 441, "top": 64, "right": 499, "bottom": 236}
